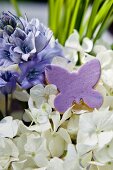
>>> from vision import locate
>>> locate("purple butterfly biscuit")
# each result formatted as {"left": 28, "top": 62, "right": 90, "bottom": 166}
{"left": 45, "top": 59, "right": 103, "bottom": 112}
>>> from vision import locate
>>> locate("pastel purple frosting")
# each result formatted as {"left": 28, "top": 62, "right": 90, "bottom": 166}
{"left": 45, "top": 59, "right": 103, "bottom": 112}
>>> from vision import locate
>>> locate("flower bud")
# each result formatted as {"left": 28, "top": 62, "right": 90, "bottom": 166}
{"left": 4, "top": 25, "right": 14, "bottom": 36}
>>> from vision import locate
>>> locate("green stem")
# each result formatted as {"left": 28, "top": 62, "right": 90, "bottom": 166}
{"left": 10, "top": 0, "right": 22, "bottom": 16}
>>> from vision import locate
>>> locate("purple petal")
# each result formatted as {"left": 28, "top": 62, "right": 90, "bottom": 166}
{"left": 0, "top": 78, "right": 7, "bottom": 87}
{"left": 35, "top": 32, "right": 48, "bottom": 53}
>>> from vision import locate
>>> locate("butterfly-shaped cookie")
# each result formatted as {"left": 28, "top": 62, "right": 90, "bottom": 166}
{"left": 45, "top": 59, "right": 103, "bottom": 113}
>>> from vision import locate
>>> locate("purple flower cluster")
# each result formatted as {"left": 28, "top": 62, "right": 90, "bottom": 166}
{"left": 0, "top": 12, "right": 63, "bottom": 93}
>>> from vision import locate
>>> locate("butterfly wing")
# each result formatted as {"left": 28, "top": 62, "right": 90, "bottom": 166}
{"left": 45, "top": 65, "right": 70, "bottom": 91}
{"left": 83, "top": 89, "right": 103, "bottom": 108}
{"left": 71, "top": 59, "right": 103, "bottom": 108}
{"left": 54, "top": 93, "right": 74, "bottom": 112}
{"left": 78, "top": 59, "right": 101, "bottom": 88}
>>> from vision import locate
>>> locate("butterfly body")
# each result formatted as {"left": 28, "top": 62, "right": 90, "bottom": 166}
{"left": 45, "top": 59, "right": 103, "bottom": 112}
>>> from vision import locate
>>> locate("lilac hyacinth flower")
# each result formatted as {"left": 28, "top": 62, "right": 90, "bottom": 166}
{"left": 0, "top": 12, "right": 17, "bottom": 37}
{"left": 0, "top": 12, "right": 64, "bottom": 87}
{"left": 25, "top": 18, "right": 53, "bottom": 53}
{"left": 18, "top": 60, "right": 45, "bottom": 89}
{"left": 0, "top": 12, "right": 24, "bottom": 39}
{"left": 18, "top": 38, "right": 63, "bottom": 89}
{"left": 12, "top": 28, "right": 36, "bottom": 62}
{"left": 0, "top": 41, "right": 21, "bottom": 67}
{"left": 0, "top": 12, "right": 63, "bottom": 66}
{"left": 12, "top": 18, "right": 53, "bottom": 62}
{"left": 0, "top": 71, "right": 18, "bottom": 95}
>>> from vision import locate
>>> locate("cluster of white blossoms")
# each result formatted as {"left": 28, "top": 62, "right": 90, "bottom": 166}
{"left": 0, "top": 30, "right": 113, "bottom": 170}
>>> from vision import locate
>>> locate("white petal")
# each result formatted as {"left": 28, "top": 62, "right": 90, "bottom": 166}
{"left": 59, "top": 107, "right": 72, "bottom": 125}
{"left": 47, "top": 157, "right": 64, "bottom": 170}
{"left": 82, "top": 37, "right": 93, "bottom": 52}
{"left": 48, "top": 95, "right": 56, "bottom": 108}
{"left": 48, "top": 134, "right": 65, "bottom": 157}
{"left": 0, "top": 116, "right": 18, "bottom": 138}
{"left": 45, "top": 84, "right": 57, "bottom": 95}
{"left": 65, "top": 30, "right": 80, "bottom": 48}
{"left": 34, "top": 154, "right": 48, "bottom": 167}
{"left": 98, "top": 131, "right": 113, "bottom": 149}
{"left": 50, "top": 111, "right": 60, "bottom": 132}
{"left": 94, "top": 45, "right": 107, "bottom": 54}
{"left": 96, "top": 50, "right": 113, "bottom": 69}
{"left": 30, "top": 84, "right": 44, "bottom": 99}
{"left": 14, "top": 89, "right": 29, "bottom": 102}
{"left": 58, "top": 128, "right": 71, "bottom": 144}
{"left": 22, "top": 53, "right": 30, "bottom": 61}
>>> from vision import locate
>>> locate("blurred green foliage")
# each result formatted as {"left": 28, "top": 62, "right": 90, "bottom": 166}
{"left": 49, "top": 0, "right": 113, "bottom": 45}
{"left": 0, "top": 0, "right": 47, "bottom": 2}
{"left": 0, "top": 0, "right": 112, "bottom": 45}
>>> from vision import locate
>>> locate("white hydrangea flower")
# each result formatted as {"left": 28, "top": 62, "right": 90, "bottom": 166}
{"left": 52, "top": 57, "right": 75, "bottom": 71}
{"left": 46, "top": 144, "right": 86, "bottom": 170}
{"left": 63, "top": 144, "right": 84, "bottom": 170}
{"left": 92, "top": 137, "right": 113, "bottom": 166}
{"left": 77, "top": 109, "right": 113, "bottom": 158}
{"left": 67, "top": 114, "right": 79, "bottom": 139}
{"left": 11, "top": 156, "right": 38, "bottom": 170}
{"left": 102, "top": 68, "right": 113, "bottom": 89}
{"left": 64, "top": 30, "right": 93, "bottom": 65}
{"left": 24, "top": 134, "right": 49, "bottom": 168}
{"left": 82, "top": 44, "right": 113, "bottom": 91}
{"left": 13, "top": 85, "right": 30, "bottom": 102}
{"left": 0, "top": 116, "right": 18, "bottom": 138}
{"left": 13, "top": 130, "right": 49, "bottom": 169}
{"left": 47, "top": 157, "right": 64, "bottom": 170}
{"left": 0, "top": 137, "right": 19, "bottom": 169}
{"left": 43, "top": 128, "right": 71, "bottom": 158}
{"left": 89, "top": 165, "right": 98, "bottom": 170}
{"left": 96, "top": 82, "right": 113, "bottom": 110}
{"left": 29, "top": 84, "right": 58, "bottom": 109}
{"left": 97, "top": 162, "right": 113, "bottom": 170}
{"left": 25, "top": 103, "right": 52, "bottom": 123}
{"left": 96, "top": 50, "right": 113, "bottom": 70}
{"left": 96, "top": 49, "right": 113, "bottom": 90}
{"left": 50, "top": 111, "right": 60, "bottom": 132}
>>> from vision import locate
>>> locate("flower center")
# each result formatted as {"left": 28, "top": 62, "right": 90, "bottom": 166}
{"left": 4, "top": 50, "right": 11, "bottom": 59}
{"left": 27, "top": 69, "right": 40, "bottom": 80}
{"left": 1, "top": 71, "right": 12, "bottom": 82}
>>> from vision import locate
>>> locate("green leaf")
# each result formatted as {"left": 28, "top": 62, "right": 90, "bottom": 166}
{"left": 92, "top": 0, "right": 113, "bottom": 34}
{"left": 59, "top": 0, "right": 76, "bottom": 45}
{"left": 68, "top": 0, "right": 81, "bottom": 35}
{"left": 79, "top": 0, "right": 90, "bottom": 39}
{"left": 48, "top": 0, "right": 55, "bottom": 30}
{"left": 94, "top": 4, "right": 113, "bottom": 43}
{"left": 10, "top": 0, "right": 22, "bottom": 17}
{"left": 86, "top": 0, "right": 102, "bottom": 38}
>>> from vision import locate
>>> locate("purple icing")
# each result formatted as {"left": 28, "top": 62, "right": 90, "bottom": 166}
{"left": 45, "top": 59, "right": 103, "bottom": 112}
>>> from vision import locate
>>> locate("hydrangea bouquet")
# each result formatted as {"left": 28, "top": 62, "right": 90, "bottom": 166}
{"left": 0, "top": 0, "right": 113, "bottom": 169}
